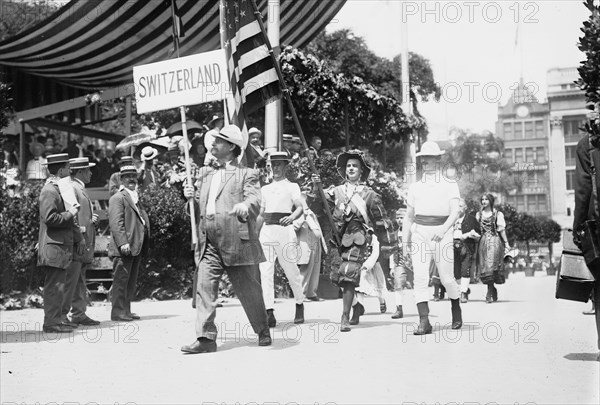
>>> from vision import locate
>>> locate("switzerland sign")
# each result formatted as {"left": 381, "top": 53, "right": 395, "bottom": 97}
{"left": 133, "top": 50, "right": 228, "bottom": 114}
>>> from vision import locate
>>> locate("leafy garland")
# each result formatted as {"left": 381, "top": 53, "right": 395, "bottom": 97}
{"left": 577, "top": 0, "right": 600, "bottom": 148}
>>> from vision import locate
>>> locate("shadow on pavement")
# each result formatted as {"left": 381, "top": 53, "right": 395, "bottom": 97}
{"left": 564, "top": 352, "right": 600, "bottom": 362}
{"left": 0, "top": 315, "right": 179, "bottom": 344}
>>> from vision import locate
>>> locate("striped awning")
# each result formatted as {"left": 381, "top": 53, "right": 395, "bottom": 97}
{"left": 0, "top": 0, "right": 345, "bottom": 91}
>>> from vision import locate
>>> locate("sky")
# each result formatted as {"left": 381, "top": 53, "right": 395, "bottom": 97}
{"left": 326, "top": 0, "right": 590, "bottom": 140}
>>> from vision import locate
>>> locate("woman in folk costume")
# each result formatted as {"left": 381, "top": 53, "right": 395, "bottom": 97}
{"left": 476, "top": 193, "right": 511, "bottom": 303}
{"left": 314, "top": 150, "right": 396, "bottom": 332}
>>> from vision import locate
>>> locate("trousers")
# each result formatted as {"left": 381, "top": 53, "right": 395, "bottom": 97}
{"left": 41, "top": 266, "right": 66, "bottom": 327}
{"left": 62, "top": 261, "right": 88, "bottom": 321}
{"left": 195, "top": 240, "right": 268, "bottom": 340}
{"left": 259, "top": 224, "right": 305, "bottom": 309}
{"left": 111, "top": 255, "right": 141, "bottom": 318}
{"left": 411, "top": 224, "right": 460, "bottom": 303}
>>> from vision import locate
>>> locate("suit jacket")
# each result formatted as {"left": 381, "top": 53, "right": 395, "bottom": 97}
{"left": 574, "top": 134, "right": 600, "bottom": 232}
{"left": 72, "top": 179, "right": 95, "bottom": 263}
{"left": 138, "top": 166, "right": 160, "bottom": 191}
{"left": 108, "top": 187, "right": 150, "bottom": 257}
{"left": 190, "top": 160, "right": 265, "bottom": 266}
{"left": 37, "top": 178, "right": 84, "bottom": 269}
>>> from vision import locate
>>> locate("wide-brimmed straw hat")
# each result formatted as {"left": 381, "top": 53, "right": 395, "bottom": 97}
{"left": 269, "top": 151, "right": 291, "bottom": 163}
{"left": 43, "top": 153, "right": 70, "bottom": 166}
{"left": 415, "top": 141, "right": 445, "bottom": 157}
{"left": 336, "top": 149, "right": 371, "bottom": 182}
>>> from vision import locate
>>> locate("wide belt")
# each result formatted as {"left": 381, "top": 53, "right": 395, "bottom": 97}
{"left": 263, "top": 212, "right": 292, "bottom": 225}
{"left": 415, "top": 215, "right": 449, "bottom": 226}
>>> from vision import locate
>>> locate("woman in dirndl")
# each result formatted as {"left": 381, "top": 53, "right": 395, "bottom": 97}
{"left": 476, "top": 193, "right": 511, "bottom": 303}
{"left": 313, "top": 150, "right": 396, "bottom": 332}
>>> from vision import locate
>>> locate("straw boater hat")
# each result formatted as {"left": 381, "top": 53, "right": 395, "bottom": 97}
{"left": 140, "top": 146, "right": 159, "bottom": 161}
{"left": 120, "top": 165, "right": 137, "bottom": 175}
{"left": 269, "top": 151, "right": 291, "bottom": 163}
{"left": 415, "top": 141, "right": 445, "bottom": 157}
{"left": 336, "top": 149, "right": 371, "bottom": 182}
{"left": 69, "top": 157, "right": 96, "bottom": 170}
{"left": 43, "top": 153, "right": 70, "bottom": 166}
{"left": 118, "top": 156, "right": 134, "bottom": 166}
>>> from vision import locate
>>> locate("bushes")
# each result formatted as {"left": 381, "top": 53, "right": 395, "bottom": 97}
{"left": 0, "top": 181, "right": 44, "bottom": 295}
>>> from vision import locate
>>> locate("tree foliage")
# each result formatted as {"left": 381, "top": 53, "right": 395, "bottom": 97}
{"left": 577, "top": 0, "right": 600, "bottom": 147}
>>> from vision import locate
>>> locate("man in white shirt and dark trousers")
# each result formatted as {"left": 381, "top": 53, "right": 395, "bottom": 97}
{"left": 259, "top": 151, "right": 306, "bottom": 327}
{"left": 403, "top": 141, "right": 463, "bottom": 335}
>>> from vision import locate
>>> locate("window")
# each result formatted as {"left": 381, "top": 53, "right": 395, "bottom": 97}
{"left": 504, "top": 149, "right": 513, "bottom": 163}
{"left": 524, "top": 122, "right": 534, "bottom": 138}
{"left": 515, "top": 148, "right": 524, "bottom": 163}
{"left": 565, "top": 145, "right": 577, "bottom": 166}
{"left": 527, "top": 195, "right": 537, "bottom": 212}
{"left": 566, "top": 169, "right": 576, "bottom": 191}
{"left": 516, "top": 196, "right": 525, "bottom": 211}
{"left": 563, "top": 118, "right": 587, "bottom": 142}
{"left": 535, "top": 120, "right": 545, "bottom": 138}
{"left": 525, "top": 147, "right": 535, "bottom": 164}
{"left": 514, "top": 122, "right": 523, "bottom": 139}
{"left": 537, "top": 195, "right": 547, "bottom": 212}
{"left": 503, "top": 123, "right": 513, "bottom": 140}
{"left": 535, "top": 147, "right": 546, "bottom": 164}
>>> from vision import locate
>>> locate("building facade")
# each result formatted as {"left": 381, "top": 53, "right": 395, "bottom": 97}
{"left": 546, "top": 67, "right": 590, "bottom": 230}
{"left": 496, "top": 79, "right": 551, "bottom": 217}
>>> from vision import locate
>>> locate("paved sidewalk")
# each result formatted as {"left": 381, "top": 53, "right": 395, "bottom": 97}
{"left": 1, "top": 272, "right": 598, "bottom": 405}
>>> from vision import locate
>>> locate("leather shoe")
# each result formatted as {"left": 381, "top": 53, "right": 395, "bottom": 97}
{"left": 306, "top": 296, "right": 323, "bottom": 302}
{"left": 583, "top": 308, "right": 596, "bottom": 315}
{"left": 380, "top": 300, "right": 387, "bottom": 313}
{"left": 413, "top": 317, "right": 433, "bottom": 335}
{"left": 267, "top": 309, "right": 276, "bottom": 328}
{"left": 460, "top": 292, "right": 468, "bottom": 303}
{"left": 111, "top": 315, "right": 133, "bottom": 322}
{"left": 128, "top": 313, "right": 141, "bottom": 320}
{"left": 452, "top": 320, "right": 463, "bottom": 329}
{"left": 349, "top": 302, "right": 364, "bottom": 325}
{"left": 340, "top": 313, "right": 351, "bottom": 332}
{"left": 72, "top": 316, "right": 100, "bottom": 326}
{"left": 181, "top": 338, "right": 217, "bottom": 354}
{"left": 391, "top": 305, "right": 403, "bottom": 319}
{"left": 294, "top": 303, "right": 304, "bottom": 324}
{"left": 43, "top": 324, "right": 76, "bottom": 333}
{"left": 258, "top": 329, "right": 272, "bottom": 346}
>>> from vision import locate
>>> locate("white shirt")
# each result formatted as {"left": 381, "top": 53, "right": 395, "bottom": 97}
{"left": 206, "top": 161, "right": 232, "bottom": 216}
{"left": 407, "top": 173, "right": 460, "bottom": 216}
{"left": 261, "top": 179, "right": 301, "bottom": 213}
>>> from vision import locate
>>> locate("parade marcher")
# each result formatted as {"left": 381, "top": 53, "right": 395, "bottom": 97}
{"left": 108, "top": 155, "right": 134, "bottom": 196}
{"left": 61, "top": 157, "right": 100, "bottom": 326}
{"left": 108, "top": 165, "right": 150, "bottom": 322}
{"left": 476, "top": 193, "right": 511, "bottom": 303}
{"left": 454, "top": 198, "right": 480, "bottom": 303}
{"left": 573, "top": 130, "right": 600, "bottom": 354}
{"left": 181, "top": 124, "right": 271, "bottom": 354}
{"left": 403, "top": 141, "right": 462, "bottom": 335}
{"left": 259, "top": 151, "right": 306, "bottom": 327}
{"left": 37, "top": 153, "right": 84, "bottom": 333}
{"left": 138, "top": 146, "right": 160, "bottom": 192}
{"left": 313, "top": 150, "right": 396, "bottom": 332}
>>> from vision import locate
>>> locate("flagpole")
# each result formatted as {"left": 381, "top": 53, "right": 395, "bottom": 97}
{"left": 249, "top": 0, "right": 340, "bottom": 247}
{"left": 171, "top": 0, "right": 198, "bottom": 247}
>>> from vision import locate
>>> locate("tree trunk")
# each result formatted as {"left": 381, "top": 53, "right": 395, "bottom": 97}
{"left": 548, "top": 242, "right": 554, "bottom": 270}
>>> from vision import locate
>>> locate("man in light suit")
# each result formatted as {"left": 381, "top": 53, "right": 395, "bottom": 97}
{"left": 62, "top": 157, "right": 101, "bottom": 326}
{"left": 182, "top": 124, "right": 271, "bottom": 354}
{"left": 108, "top": 165, "right": 150, "bottom": 322}
{"left": 38, "top": 153, "right": 84, "bottom": 333}
{"left": 108, "top": 155, "right": 134, "bottom": 196}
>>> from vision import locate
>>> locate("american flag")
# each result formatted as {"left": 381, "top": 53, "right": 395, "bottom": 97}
{"left": 220, "top": 0, "right": 282, "bottom": 137}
